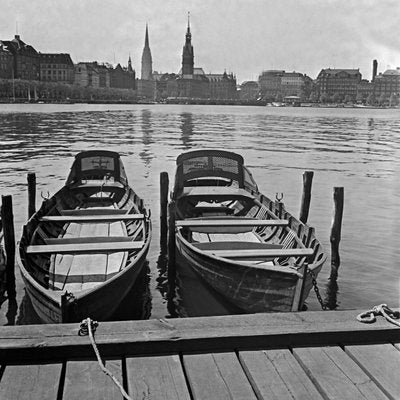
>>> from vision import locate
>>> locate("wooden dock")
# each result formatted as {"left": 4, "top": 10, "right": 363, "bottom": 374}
{"left": 0, "top": 309, "right": 399, "bottom": 399}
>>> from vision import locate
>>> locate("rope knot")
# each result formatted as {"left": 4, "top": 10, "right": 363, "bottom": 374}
{"left": 79, "top": 318, "right": 99, "bottom": 336}
{"left": 357, "top": 304, "right": 400, "bottom": 326}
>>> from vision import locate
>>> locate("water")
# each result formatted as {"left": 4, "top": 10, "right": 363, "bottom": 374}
{"left": 0, "top": 103, "right": 399, "bottom": 324}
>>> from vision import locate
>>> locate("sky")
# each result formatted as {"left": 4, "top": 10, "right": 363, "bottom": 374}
{"left": 1, "top": 0, "right": 400, "bottom": 83}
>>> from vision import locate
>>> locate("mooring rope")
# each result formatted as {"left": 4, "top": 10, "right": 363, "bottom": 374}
{"left": 357, "top": 304, "right": 400, "bottom": 327}
{"left": 79, "top": 318, "right": 133, "bottom": 400}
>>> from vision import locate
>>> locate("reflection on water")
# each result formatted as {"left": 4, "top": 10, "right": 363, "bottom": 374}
{"left": 0, "top": 104, "right": 399, "bottom": 323}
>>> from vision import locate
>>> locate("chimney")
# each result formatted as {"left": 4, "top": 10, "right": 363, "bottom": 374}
{"left": 372, "top": 59, "right": 378, "bottom": 81}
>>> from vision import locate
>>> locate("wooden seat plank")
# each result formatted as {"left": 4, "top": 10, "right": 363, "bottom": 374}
{"left": 239, "top": 349, "right": 324, "bottom": 399}
{"left": 0, "top": 363, "right": 62, "bottom": 400}
{"left": 177, "top": 218, "right": 288, "bottom": 227}
{"left": 345, "top": 343, "right": 400, "bottom": 399}
{"left": 44, "top": 236, "right": 131, "bottom": 245}
{"left": 126, "top": 354, "right": 190, "bottom": 400}
{"left": 63, "top": 359, "right": 123, "bottom": 400}
{"left": 41, "top": 213, "right": 143, "bottom": 222}
{"left": 293, "top": 346, "right": 388, "bottom": 400}
{"left": 61, "top": 208, "right": 129, "bottom": 216}
{"left": 27, "top": 240, "right": 144, "bottom": 254}
{"left": 203, "top": 248, "right": 313, "bottom": 259}
{"left": 183, "top": 352, "right": 258, "bottom": 400}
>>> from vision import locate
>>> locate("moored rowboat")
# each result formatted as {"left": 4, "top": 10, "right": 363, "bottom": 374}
{"left": 170, "top": 149, "right": 326, "bottom": 313}
{"left": 18, "top": 150, "right": 151, "bottom": 323}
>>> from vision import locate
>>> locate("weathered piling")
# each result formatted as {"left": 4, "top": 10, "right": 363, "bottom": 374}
{"left": 299, "top": 171, "right": 314, "bottom": 224}
{"left": 27, "top": 172, "right": 36, "bottom": 219}
{"left": 160, "top": 172, "right": 169, "bottom": 241}
{"left": 167, "top": 202, "right": 176, "bottom": 279}
{"left": 324, "top": 187, "right": 344, "bottom": 309}
{"left": 330, "top": 187, "right": 344, "bottom": 277}
{"left": 1, "top": 195, "right": 16, "bottom": 299}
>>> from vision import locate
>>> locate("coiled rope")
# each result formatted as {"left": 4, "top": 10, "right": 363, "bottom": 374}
{"left": 79, "top": 318, "right": 133, "bottom": 400}
{"left": 357, "top": 304, "right": 400, "bottom": 327}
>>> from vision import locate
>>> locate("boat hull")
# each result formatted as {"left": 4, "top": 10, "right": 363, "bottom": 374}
{"left": 176, "top": 234, "right": 309, "bottom": 313}
{"left": 19, "top": 242, "right": 150, "bottom": 323}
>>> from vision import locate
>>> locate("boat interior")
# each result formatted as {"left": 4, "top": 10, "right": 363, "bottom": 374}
{"left": 19, "top": 151, "right": 149, "bottom": 293}
{"left": 174, "top": 150, "right": 324, "bottom": 270}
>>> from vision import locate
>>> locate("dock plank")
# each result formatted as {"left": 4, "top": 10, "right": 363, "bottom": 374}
{"left": 63, "top": 358, "right": 123, "bottom": 400}
{"left": 239, "top": 349, "right": 324, "bottom": 399}
{"left": 293, "top": 346, "right": 388, "bottom": 399}
{"left": 0, "top": 362, "right": 62, "bottom": 400}
{"left": 126, "top": 354, "right": 190, "bottom": 399}
{"left": 1, "top": 310, "right": 399, "bottom": 363}
{"left": 183, "top": 352, "right": 257, "bottom": 400}
{"left": 345, "top": 343, "right": 400, "bottom": 399}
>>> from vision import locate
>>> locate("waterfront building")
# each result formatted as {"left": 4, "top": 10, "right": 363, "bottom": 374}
{"left": 155, "top": 16, "right": 237, "bottom": 101}
{"left": 239, "top": 81, "right": 259, "bottom": 101}
{"left": 74, "top": 62, "right": 100, "bottom": 87}
{"left": 258, "top": 70, "right": 284, "bottom": 100}
{"left": 258, "top": 70, "right": 312, "bottom": 101}
{"left": 356, "top": 79, "right": 373, "bottom": 103}
{"left": 176, "top": 14, "right": 208, "bottom": 99}
{"left": 39, "top": 53, "right": 74, "bottom": 84}
{"left": 280, "top": 72, "right": 312, "bottom": 100}
{"left": 154, "top": 73, "right": 178, "bottom": 100}
{"left": 110, "top": 62, "right": 135, "bottom": 90}
{"left": 0, "top": 41, "right": 13, "bottom": 79}
{"left": 316, "top": 68, "right": 362, "bottom": 101}
{"left": 206, "top": 72, "right": 237, "bottom": 100}
{"left": 373, "top": 69, "right": 400, "bottom": 103}
{"left": 1, "top": 35, "right": 39, "bottom": 80}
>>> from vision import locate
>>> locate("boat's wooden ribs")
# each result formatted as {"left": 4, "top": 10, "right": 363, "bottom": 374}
{"left": 39, "top": 214, "right": 144, "bottom": 222}
{"left": 26, "top": 240, "right": 145, "bottom": 254}
{"left": 177, "top": 219, "right": 289, "bottom": 228}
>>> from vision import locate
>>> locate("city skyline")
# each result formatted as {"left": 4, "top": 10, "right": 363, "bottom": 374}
{"left": 1, "top": 0, "right": 399, "bottom": 83}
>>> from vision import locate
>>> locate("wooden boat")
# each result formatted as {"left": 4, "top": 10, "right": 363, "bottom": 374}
{"left": 170, "top": 149, "right": 326, "bottom": 313}
{"left": 18, "top": 150, "right": 151, "bottom": 323}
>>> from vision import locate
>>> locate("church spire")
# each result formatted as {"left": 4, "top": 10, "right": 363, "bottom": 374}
{"left": 182, "top": 12, "right": 194, "bottom": 76}
{"left": 145, "top": 23, "right": 150, "bottom": 47}
{"left": 128, "top": 54, "right": 133, "bottom": 72}
{"left": 141, "top": 23, "right": 153, "bottom": 80}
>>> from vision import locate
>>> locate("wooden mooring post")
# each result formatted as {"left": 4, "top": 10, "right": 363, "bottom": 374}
{"left": 160, "top": 172, "right": 169, "bottom": 241}
{"left": 330, "top": 187, "right": 344, "bottom": 277}
{"left": 324, "top": 187, "right": 344, "bottom": 309}
{"left": 167, "top": 202, "right": 176, "bottom": 279}
{"left": 299, "top": 171, "right": 314, "bottom": 224}
{"left": 1, "top": 195, "right": 16, "bottom": 299}
{"left": 27, "top": 172, "right": 36, "bottom": 219}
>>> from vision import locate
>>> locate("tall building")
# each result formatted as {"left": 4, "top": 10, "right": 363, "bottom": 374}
{"left": 258, "top": 70, "right": 284, "bottom": 99}
{"left": 373, "top": 69, "right": 400, "bottom": 100}
{"left": 0, "top": 41, "right": 13, "bottom": 79}
{"left": 316, "top": 68, "right": 362, "bottom": 101}
{"left": 39, "top": 53, "right": 74, "bottom": 83}
{"left": 182, "top": 13, "right": 194, "bottom": 76}
{"left": 141, "top": 25, "right": 153, "bottom": 80}
{"left": 2, "top": 35, "right": 39, "bottom": 80}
